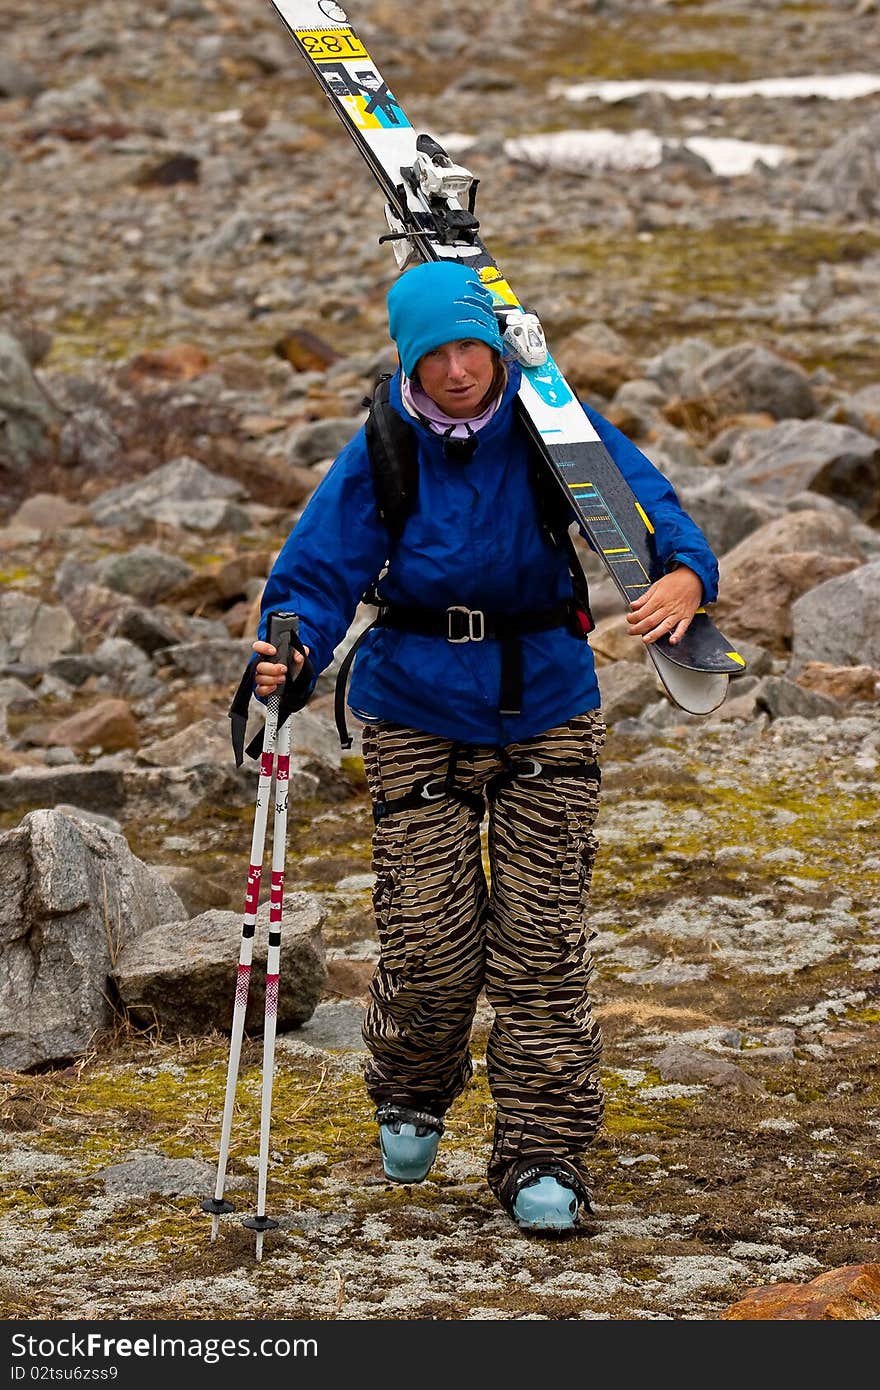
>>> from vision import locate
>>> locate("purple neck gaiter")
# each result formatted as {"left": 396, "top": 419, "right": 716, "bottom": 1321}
{"left": 401, "top": 374, "right": 501, "bottom": 440}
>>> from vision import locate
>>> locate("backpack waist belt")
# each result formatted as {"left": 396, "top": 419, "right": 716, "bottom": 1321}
{"left": 376, "top": 599, "right": 576, "bottom": 719}
{"left": 334, "top": 598, "right": 586, "bottom": 748}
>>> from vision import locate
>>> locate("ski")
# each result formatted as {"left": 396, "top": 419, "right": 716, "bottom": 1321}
{"left": 264, "top": 0, "right": 747, "bottom": 715}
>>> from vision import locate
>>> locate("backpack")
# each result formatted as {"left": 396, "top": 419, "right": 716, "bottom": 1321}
{"left": 363, "top": 373, "right": 594, "bottom": 606}
{"left": 332, "top": 374, "right": 594, "bottom": 746}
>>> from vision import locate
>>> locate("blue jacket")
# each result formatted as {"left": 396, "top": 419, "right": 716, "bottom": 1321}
{"left": 259, "top": 364, "right": 718, "bottom": 744}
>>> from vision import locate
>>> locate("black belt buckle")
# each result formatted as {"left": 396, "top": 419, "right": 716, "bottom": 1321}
{"left": 446, "top": 606, "right": 484, "bottom": 643}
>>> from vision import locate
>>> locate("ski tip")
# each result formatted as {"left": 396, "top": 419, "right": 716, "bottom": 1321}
{"left": 648, "top": 650, "right": 730, "bottom": 715}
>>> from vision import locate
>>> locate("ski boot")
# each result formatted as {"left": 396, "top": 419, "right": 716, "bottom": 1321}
{"left": 503, "top": 1158, "right": 592, "bottom": 1235}
{"left": 377, "top": 1104, "right": 444, "bottom": 1184}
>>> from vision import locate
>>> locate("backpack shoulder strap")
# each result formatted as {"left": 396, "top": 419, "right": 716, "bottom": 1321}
{"left": 363, "top": 373, "right": 420, "bottom": 543}
{"left": 334, "top": 376, "right": 421, "bottom": 750}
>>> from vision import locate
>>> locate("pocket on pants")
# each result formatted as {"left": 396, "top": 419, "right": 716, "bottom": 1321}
{"left": 372, "top": 816, "right": 409, "bottom": 970}
{"left": 562, "top": 808, "right": 599, "bottom": 943}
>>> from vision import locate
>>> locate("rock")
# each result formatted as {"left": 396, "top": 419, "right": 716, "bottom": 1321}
{"left": 713, "top": 510, "right": 866, "bottom": 655}
{"left": 289, "top": 416, "right": 362, "bottom": 467}
{"left": 286, "top": 998, "right": 367, "bottom": 1051}
{"left": 117, "top": 343, "right": 212, "bottom": 388}
{"left": 0, "top": 764, "right": 126, "bottom": 820}
{"left": 10, "top": 493, "right": 89, "bottom": 533}
{"left": 726, "top": 420, "right": 880, "bottom": 524}
{"left": 152, "top": 864, "right": 234, "bottom": 916}
{"left": 597, "top": 662, "right": 662, "bottom": 722}
{"left": 136, "top": 718, "right": 229, "bottom": 769}
{"left": 826, "top": 382, "right": 880, "bottom": 439}
{"left": 61, "top": 582, "right": 134, "bottom": 641}
{"left": 0, "top": 56, "right": 44, "bottom": 99}
{"left": 556, "top": 324, "right": 638, "bottom": 398}
{"left": 606, "top": 378, "right": 667, "bottom": 439}
{"left": 722, "top": 1263, "right": 880, "bottom": 1320}
{"left": 135, "top": 153, "right": 200, "bottom": 187}
{"left": 795, "top": 661, "right": 880, "bottom": 704}
{"left": 790, "top": 558, "right": 880, "bottom": 672}
{"left": 169, "top": 551, "right": 273, "bottom": 615}
{"left": 0, "top": 809, "right": 186, "bottom": 1071}
{"left": 755, "top": 675, "right": 842, "bottom": 721}
{"left": 325, "top": 957, "right": 374, "bottom": 1000}
{"left": 96, "top": 545, "right": 195, "bottom": 604}
{"left": 0, "top": 592, "right": 80, "bottom": 668}
{"left": 0, "top": 331, "right": 62, "bottom": 481}
{"left": 156, "top": 638, "right": 251, "bottom": 687}
{"left": 680, "top": 343, "right": 816, "bottom": 421}
{"left": 704, "top": 414, "right": 776, "bottom": 464}
{"left": 590, "top": 613, "right": 649, "bottom": 666}
{"left": 113, "top": 892, "right": 327, "bottom": 1035}
{"left": 58, "top": 404, "right": 121, "bottom": 474}
{"left": 113, "top": 606, "right": 182, "bottom": 656}
{"left": 798, "top": 114, "right": 880, "bottom": 220}
{"left": 643, "top": 337, "right": 713, "bottom": 396}
{"left": 44, "top": 698, "right": 140, "bottom": 754}
{"left": 89, "top": 455, "right": 245, "bottom": 531}
{"left": 274, "top": 329, "right": 342, "bottom": 372}
{"left": 652, "top": 1043, "right": 765, "bottom": 1094}
{"left": 675, "top": 474, "right": 779, "bottom": 560}
{"left": 96, "top": 1154, "right": 217, "bottom": 1198}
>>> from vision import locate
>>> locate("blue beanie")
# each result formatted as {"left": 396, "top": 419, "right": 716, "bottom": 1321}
{"left": 387, "top": 260, "right": 504, "bottom": 377}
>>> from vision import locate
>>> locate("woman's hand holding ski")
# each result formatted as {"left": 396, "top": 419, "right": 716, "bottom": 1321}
{"left": 626, "top": 565, "right": 704, "bottom": 647}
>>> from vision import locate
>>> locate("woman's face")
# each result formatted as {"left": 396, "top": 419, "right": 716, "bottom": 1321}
{"left": 416, "top": 339, "right": 496, "bottom": 418}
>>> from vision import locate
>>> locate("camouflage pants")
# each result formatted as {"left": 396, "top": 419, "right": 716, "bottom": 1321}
{"left": 361, "top": 710, "right": 605, "bottom": 1202}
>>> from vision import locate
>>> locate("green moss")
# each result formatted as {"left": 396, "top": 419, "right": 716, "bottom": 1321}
{"left": 481, "top": 221, "right": 880, "bottom": 389}
{"left": 588, "top": 770, "right": 879, "bottom": 917}
{"left": 846, "top": 1008, "right": 880, "bottom": 1027}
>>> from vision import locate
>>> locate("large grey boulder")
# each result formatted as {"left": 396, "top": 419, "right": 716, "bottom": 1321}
{"left": 89, "top": 455, "right": 248, "bottom": 532}
{"left": 95, "top": 545, "right": 195, "bottom": 604}
{"left": 726, "top": 420, "right": 880, "bottom": 524}
{"left": 798, "top": 114, "right": 880, "bottom": 220}
{"left": 675, "top": 474, "right": 780, "bottom": 559}
{"left": 0, "top": 810, "right": 186, "bottom": 1072}
{"left": 0, "top": 331, "right": 62, "bottom": 480}
{"left": 289, "top": 416, "right": 363, "bottom": 468}
{"left": 0, "top": 591, "right": 80, "bottom": 667}
{"left": 113, "top": 892, "right": 327, "bottom": 1035}
{"left": 713, "top": 509, "right": 865, "bottom": 655}
{"left": 790, "top": 559, "right": 880, "bottom": 674}
{"left": 680, "top": 343, "right": 816, "bottom": 421}
{"left": 598, "top": 661, "right": 662, "bottom": 723}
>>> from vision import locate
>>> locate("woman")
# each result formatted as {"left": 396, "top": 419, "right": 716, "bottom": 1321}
{"left": 252, "top": 260, "right": 716, "bottom": 1234}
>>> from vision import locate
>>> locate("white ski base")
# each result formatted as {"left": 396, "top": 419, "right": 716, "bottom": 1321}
{"left": 648, "top": 649, "right": 729, "bottom": 715}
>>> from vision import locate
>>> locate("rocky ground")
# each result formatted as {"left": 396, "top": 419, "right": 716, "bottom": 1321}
{"left": 1, "top": 0, "right": 880, "bottom": 1324}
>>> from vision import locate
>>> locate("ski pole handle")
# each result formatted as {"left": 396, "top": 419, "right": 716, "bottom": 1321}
{"left": 265, "top": 610, "right": 300, "bottom": 675}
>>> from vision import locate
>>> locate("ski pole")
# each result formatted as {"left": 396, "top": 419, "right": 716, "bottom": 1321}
{"left": 242, "top": 687, "right": 293, "bottom": 1261}
{"left": 202, "top": 611, "right": 299, "bottom": 1249}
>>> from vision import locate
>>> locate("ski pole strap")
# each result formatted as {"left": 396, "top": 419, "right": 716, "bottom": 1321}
{"left": 228, "top": 611, "right": 315, "bottom": 767}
